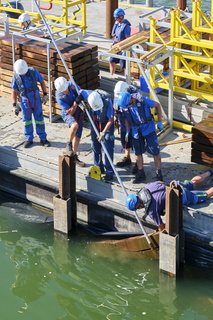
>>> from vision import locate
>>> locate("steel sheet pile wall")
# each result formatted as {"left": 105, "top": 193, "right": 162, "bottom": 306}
{"left": 0, "top": 34, "right": 99, "bottom": 115}
{"left": 191, "top": 113, "right": 213, "bottom": 167}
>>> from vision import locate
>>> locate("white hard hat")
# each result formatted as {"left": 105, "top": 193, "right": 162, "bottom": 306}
{"left": 14, "top": 59, "right": 28, "bottom": 75}
{"left": 88, "top": 91, "right": 103, "bottom": 111}
{"left": 114, "top": 81, "right": 129, "bottom": 108}
{"left": 54, "top": 77, "right": 69, "bottom": 93}
{"left": 18, "top": 13, "right": 30, "bottom": 23}
{"left": 114, "top": 81, "right": 129, "bottom": 97}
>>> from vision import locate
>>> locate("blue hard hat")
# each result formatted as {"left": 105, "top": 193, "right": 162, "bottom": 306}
{"left": 113, "top": 8, "right": 125, "bottom": 17}
{"left": 117, "top": 92, "right": 131, "bottom": 109}
{"left": 125, "top": 194, "right": 138, "bottom": 211}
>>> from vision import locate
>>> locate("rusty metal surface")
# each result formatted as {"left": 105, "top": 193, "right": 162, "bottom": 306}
{"left": 165, "top": 182, "right": 183, "bottom": 236}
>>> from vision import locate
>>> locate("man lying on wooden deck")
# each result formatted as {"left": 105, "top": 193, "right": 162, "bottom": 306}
{"left": 125, "top": 170, "right": 213, "bottom": 232}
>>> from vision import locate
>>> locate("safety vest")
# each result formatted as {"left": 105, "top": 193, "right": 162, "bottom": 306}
{"left": 93, "top": 89, "right": 112, "bottom": 123}
{"left": 137, "top": 185, "right": 166, "bottom": 215}
{"left": 59, "top": 84, "right": 78, "bottom": 106}
{"left": 14, "top": 67, "right": 38, "bottom": 96}
{"left": 111, "top": 19, "right": 131, "bottom": 41}
{"left": 123, "top": 99, "right": 153, "bottom": 128}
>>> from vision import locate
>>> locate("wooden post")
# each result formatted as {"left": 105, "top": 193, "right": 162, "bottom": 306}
{"left": 176, "top": 0, "right": 187, "bottom": 10}
{"left": 159, "top": 181, "right": 185, "bottom": 276}
{"left": 53, "top": 154, "right": 77, "bottom": 234}
{"left": 106, "top": 0, "right": 118, "bottom": 39}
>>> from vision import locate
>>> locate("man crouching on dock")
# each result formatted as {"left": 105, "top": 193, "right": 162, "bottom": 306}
{"left": 125, "top": 170, "right": 213, "bottom": 231}
{"left": 54, "top": 76, "right": 85, "bottom": 167}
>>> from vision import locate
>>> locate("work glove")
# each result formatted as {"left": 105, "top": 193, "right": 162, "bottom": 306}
{"left": 41, "top": 93, "right": 48, "bottom": 105}
{"left": 13, "top": 103, "right": 21, "bottom": 116}
{"left": 97, "top": 131, "right": 105, "bottom": 142}
{"left": 75, "top": 93, "right": 84, "bottom": 104}
{"left": 125, "top": 130, "right": 130, "bottom": 142}
{"left": 157, "top": 121, "right": 164, "bottom": 131}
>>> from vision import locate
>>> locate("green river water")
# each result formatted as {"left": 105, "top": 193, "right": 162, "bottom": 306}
{"left": 0, "top": 191, "right": 212, "bottom": 320}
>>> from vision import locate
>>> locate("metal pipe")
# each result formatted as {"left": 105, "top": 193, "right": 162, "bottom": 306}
{"left": 33, "top": 0, "right": 153, "bottom": 248}
{"left": 47, "top": 43, "right": 52, "bottom": 122}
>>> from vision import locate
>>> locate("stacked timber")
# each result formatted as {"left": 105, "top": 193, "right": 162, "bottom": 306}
{"left": 191, "top": 113, "right": 213, "bottom": 167}
{"left": 0, "top": 34, "right": 99, "bottom": 115}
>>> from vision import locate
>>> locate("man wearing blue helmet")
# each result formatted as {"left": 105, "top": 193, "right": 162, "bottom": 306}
{"left": 125, "top": 170, "right": 213, "bottom": 231}
{"left": 109, "top": 8, "right": 131, "bottom": 76}
{"left": 117, "top": 91, "right": 164, "bottom": 183}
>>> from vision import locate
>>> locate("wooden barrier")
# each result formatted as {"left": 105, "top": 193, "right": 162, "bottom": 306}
{"left": 191, "top": 113, "right": 213, "bottom": 167}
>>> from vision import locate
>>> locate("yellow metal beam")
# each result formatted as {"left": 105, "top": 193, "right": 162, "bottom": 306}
{"left": 173, "top": 70, "right": 213, "bottom": 84}
{"left": 174, "top": 86, "right": 213, "bottom": 102}
{"left": 172, "top": 121, "right": 192, "bottom": 132}
{"left": 172, "top": 37, "right": 213, "bottom": 50}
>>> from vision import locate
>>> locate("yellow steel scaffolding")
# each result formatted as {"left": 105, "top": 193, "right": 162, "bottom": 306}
{"left": 0, "top": 0, "right": 87, "bottom": 34}
{"left": 147, "top": 0, "right": 213, "bottom": 102}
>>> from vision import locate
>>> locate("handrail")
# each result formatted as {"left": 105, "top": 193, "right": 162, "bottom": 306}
{"left": 39, "top": 2, "right": 53, "bottom": 10}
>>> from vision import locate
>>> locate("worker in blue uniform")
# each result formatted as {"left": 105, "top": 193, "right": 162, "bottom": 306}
{"left": 109, "top": 8, "right": 131, "bottom": 76}
{"left": 54, "top": 76, "right": 85, "bottom": 167}
{"left": 11, "top": 59, "right": 50, "bottom": 148}
{"left": 117, "top": 91, "right": 164, "bottom": 183}
{"left": 125, "top": 170, "right": 213, "bottom": 231}
{"left": 113, "top": 81, "right": 139, "bottom": 173}
{"left": 79, "top": 89, "right": 115, "bottom": 181}
{"left": 3, "top": 1, "right": 24, "bottom": 19}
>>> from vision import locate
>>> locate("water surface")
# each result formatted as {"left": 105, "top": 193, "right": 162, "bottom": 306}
{"left": 0, "top": 192, "right": 212, "bottom": 320}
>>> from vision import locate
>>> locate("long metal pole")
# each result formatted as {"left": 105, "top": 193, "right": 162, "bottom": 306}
{"left": 132, "top": 51, "right": 168, "bottom": 121}
{"left": 33, "top": 0, "right": 153, "bottom": 248}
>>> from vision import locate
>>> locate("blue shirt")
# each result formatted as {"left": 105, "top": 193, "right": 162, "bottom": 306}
{"left": 81, "top": 89, "right": 114, "bottom": 133}
{"left": 145, "top": 181, "right": 166, "bottom": 226}
{"left": 55, "top": 81, "right": 81, "bottom": 117}
{"left": 12, "top": 68, "right": 43, "bottom": 91}
{"left": 128, "top": 96, "right": 156, "bottom": 138}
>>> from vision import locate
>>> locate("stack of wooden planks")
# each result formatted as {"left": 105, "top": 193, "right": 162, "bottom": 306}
{"left": 0, "top": 34, "right": 99, "bottom": 115}
{"left": 191, "top": 113, "right": 213, "bottom": 167}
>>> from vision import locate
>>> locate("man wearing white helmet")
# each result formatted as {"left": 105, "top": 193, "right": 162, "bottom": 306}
{"left": 12, "top": 59, "right": 50, "bottom": 148}
{"left": 109, "top": 8, "right": 131, "bottom": 76}
{"left": 114, "top": 81, "right": 139, "bottom": 171}
{"left": 54, "top": 76, "right": 85, "bottom": 166}
{"left": 117, "top": 91, "right": 164, "bottom": 183}
{"left": 79, "top": 89, "right": 115, "bottom": 181}
{"left": 18, "top": 13, "right": 36, "bottom": 30}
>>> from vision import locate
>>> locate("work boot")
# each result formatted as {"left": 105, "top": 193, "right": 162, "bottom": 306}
{"left": 133, "top": 169, "right": 146, "bottom": 184}
{"left": 23, "top": 141, "right": 33, "bottom": 148}
{"left": 132, "top": 163, "right": 139, "bottom": 174}
{"left": 103, "top": 174, "right": 113, "bottom": 182}
{"left": 156, "top": 169, "right": 163, "bottom": 181}
{"left": 40, "top": 139, "right": 51, "bottom": 147}
{"left": 116, "top": 157, "right": 131, "bottom": 167}
{"left": 100, "top": 167, "right": 105, "bottom": 174}
{"left": 75, "top": 155, "right": 85, "bottom": 167}
{"left": 66, "top": 142, "right": 74, "bottom": 157}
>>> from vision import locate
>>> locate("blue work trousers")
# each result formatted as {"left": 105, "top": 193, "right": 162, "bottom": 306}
{"left": 91, "top": 130, "right": 114, "bottom": 176}
{"left": 21, "top": 91, "right": 47, "bottom": 141}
